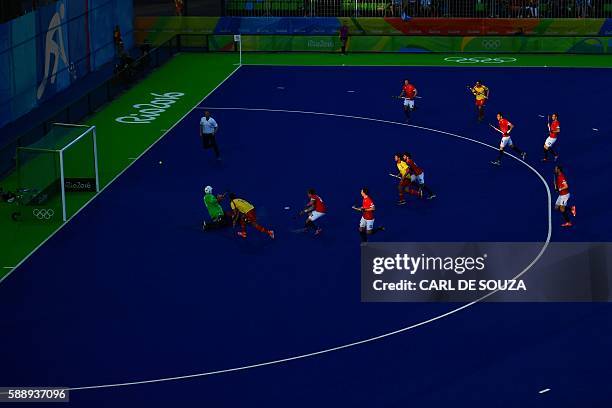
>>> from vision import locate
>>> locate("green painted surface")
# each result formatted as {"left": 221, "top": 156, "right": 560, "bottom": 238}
{"left": 0, "top": 52, "right": 239, "bottom": 276}
{"left": 0, "top": 51, "right": 610, "bottom": 279}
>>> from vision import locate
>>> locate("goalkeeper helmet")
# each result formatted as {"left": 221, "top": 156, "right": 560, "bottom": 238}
{"left": 204, "top": 185, "right": 213, "bottom": 194}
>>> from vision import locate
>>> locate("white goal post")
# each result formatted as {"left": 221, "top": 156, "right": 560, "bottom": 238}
{"left": 15, "top": 123, "right": 100, "bottom": 222}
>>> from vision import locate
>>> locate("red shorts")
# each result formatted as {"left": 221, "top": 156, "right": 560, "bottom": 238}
{"left": 475, "top": 99, "right": 486, "bottom": 107}
{"left": 243, "top": 209, "right": 257, "bottom": 223}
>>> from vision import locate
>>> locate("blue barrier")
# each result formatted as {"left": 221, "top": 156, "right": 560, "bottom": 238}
{"left": 0, "top": 0, "right": 134, "bottom": 130}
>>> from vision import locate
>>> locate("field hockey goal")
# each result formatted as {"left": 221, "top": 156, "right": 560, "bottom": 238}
{"left": 15, "top": 123, "right": 100, "bottom": 223}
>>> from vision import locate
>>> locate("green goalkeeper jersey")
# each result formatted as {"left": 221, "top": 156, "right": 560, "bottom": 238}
{"left": 204, "top": 193, "right": 224, "bottom": 219}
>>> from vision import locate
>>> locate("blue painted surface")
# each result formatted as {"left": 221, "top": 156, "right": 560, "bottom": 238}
{"left": 0, "top": 65, "right": 611, "bottom": 406}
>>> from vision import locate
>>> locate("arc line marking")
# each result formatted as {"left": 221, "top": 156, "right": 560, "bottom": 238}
{"left": 48, "top": 108, "right": 556, "bottom": 393}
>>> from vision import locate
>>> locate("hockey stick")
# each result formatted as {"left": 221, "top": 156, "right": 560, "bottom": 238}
{"left": 392, "top": 95, "right": 423, "bottom": 100}
{"left": 489, "top": 123, "right": 504, "bottom": 135}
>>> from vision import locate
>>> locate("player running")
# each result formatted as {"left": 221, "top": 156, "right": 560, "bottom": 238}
{"left": 554, "top": 165, "right": 576, "bottom": 227}
{"left": 299, "top": 189, "right": 326, "bottom": 236}
{"left": 352, "top": 188, "right": 384, "bottom": 242}
{"left": 542, "top": 113, "right": 560, "bottom": 162}
{"left": 402, "top": 152, "right": 436, "bottom": 199}
{"left": 490, "top": 112, "right": 527, "bottom": 166}
{"left": 468, "top": 80, "right": 489, "bottom": 123}
{"left": 394, "top": 153, "right": 418, "bottom": 205}
{"left": 399, "top": 79, "right": 418, "bottom": 122}
{"left": 228, "top": 193, "right": 275, "bottom": 239}
{"left": 202, "top": 185, "right": 230, "bottom": 230}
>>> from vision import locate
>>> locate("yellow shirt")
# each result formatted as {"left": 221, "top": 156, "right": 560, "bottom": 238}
{"left": 396, "top": 161, "right": 409, "bottom": 177}
{"left": 473, "top": 85, "right": 488, "bottom": 101}
{"left": 230, "top": 198, "right": 254, "bottom": 214}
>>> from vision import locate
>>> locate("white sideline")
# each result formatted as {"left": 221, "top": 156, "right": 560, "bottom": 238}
{"left": 0, "top": 65, "right": 242, "bottom": 286}
{"left": 62, "top": 108, "right": 552, "bottom": 393}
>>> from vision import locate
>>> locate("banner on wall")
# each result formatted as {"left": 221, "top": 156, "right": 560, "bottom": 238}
{"left": 136, "top": 16, "right": 612, "bottom": 43}
{"left": 36, "top": 1, "right": 71, "bottom": 102}
{"left": 0, "top": 0, "right": 134, "bottom": 131}
{"left": 0, "top": 24, "right": 11, "bottom": 127}
{"left": 207, "top": 34, "right": 612, "bottom": 54}
{"left": 9, "top": 13, "right": 37, "bottom": 120}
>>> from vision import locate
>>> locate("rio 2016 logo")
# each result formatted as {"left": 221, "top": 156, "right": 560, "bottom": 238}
{"left": 444, "top": 57, "right": 517, "bottom": 64}
{"left": 115, "top": 92, "right": 185, "bottom": 125}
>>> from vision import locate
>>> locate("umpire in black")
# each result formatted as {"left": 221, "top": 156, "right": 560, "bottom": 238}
{"left": 199, "top": 111, "right": 220, "bottom": 159}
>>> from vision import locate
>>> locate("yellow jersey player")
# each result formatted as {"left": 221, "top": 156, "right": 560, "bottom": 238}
{"left": 228, "top": 193, "right": 275, "bottom": 239}
{"left": 468, "top": 80, "right": 489, "bottom": 122}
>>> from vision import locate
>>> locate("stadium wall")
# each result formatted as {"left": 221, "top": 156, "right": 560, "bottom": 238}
{"left": 135, "top": 16, "right": 612, "bottom": 46}
{"left": 0, "top": 0, "right": 134, "bottom": 130}
{"left": 203, "top": 34, "right": 612, "bottom": 54}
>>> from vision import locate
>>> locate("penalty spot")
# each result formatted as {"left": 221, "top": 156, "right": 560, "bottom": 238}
{"left": 284, "top": 206, "right": 291, "bottom": 210}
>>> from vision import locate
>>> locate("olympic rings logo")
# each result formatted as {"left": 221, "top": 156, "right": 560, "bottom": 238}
{"left": 32, "top": 208, "right": 55, "bottom": 220}
{"left": 444, "top": 57, "right": 517, "bottom": 64}
{"left": 481, "top": 39, "right": 502, "bottom": 49}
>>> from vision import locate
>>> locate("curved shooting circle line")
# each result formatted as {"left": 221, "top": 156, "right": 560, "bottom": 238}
{"left": 66, "top": 108, "right": 552, "bottom": 393}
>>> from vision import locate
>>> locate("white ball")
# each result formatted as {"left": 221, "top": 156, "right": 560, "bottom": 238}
{"left": 159, "top": 161, "right": 163, "bottom": 164}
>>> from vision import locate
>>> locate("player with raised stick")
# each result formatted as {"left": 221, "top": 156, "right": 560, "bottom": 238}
{"left": 542, "top": 113, "right": 560, "bottom": 162}
{"left": 403, "top": 152, "right": 436, "bottom": 200}
{"left": 352, "top": 188, "right": 384, "bottom": 242}
{"left": 468, "top": 80, "right": 489, "bottom": 123}
{"left": 490, "top": 112, "right": 527, "bottom": 166}
{"left": 202, "top": 185, "right": 230, "bottom": 230}
{"left": 228, "top": 193, "right": 275, "bottom": 239}
{"left": 398, "top": 79, "right": 418, "bottom": 122}
{"left": 298, "top": 188, "right": 326, "bottom": 236}
{"left": 553, "top": 165, "right": 577, "bottom": 227}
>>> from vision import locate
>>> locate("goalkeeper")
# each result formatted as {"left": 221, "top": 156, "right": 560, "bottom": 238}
{"left": 202, "top": 185, "right": 230, "bottom": 230}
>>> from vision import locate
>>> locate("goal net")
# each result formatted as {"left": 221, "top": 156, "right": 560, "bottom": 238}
{"left": 15, "top": 123, "right": 100, "bottom": 223}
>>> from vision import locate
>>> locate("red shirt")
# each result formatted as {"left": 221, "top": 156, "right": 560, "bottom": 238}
{"left": 308, "top": 194, "right": 326, "bottom": 213}
{"left": 499, "top": 118, "right": 513, "bottom": 136}
{"left": 556, "top": 172, "right": 569, "bottom": 195}
{"left": 362, "top": 196, "right": 375, "bottom": 220}
{"left": 402, "top": 84, "right": 416, "bottom": 99}
{"left": 549, "top": 120, "right": 560, "bottom": 139}
{"left": 405, "top": 158, "right": 423, "bottom": 175}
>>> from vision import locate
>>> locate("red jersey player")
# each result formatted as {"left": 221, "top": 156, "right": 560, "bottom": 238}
{"left": 352, "top": 188, "right": 384, "bottom": 242}
{"left": 402, "top": 152, "right": 436, "bottom": 199}
{"left": 542, "top": 113, "right": 560, "bottom": 162}
{"left": 299, "top": 188, "right": 326, "bottom": 236}
{"left": 490, "top": 112, "right": 527, "bottom": 166}
{"left": 554, "top": 165, "right": 576, "bottom": 227}
{"left": 399, "top": 79, "right": 418, "bottom": 122}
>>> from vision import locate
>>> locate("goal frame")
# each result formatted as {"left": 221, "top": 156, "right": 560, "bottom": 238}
{"left": 16, "top": 123, "right": 100, "bottom": 222}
